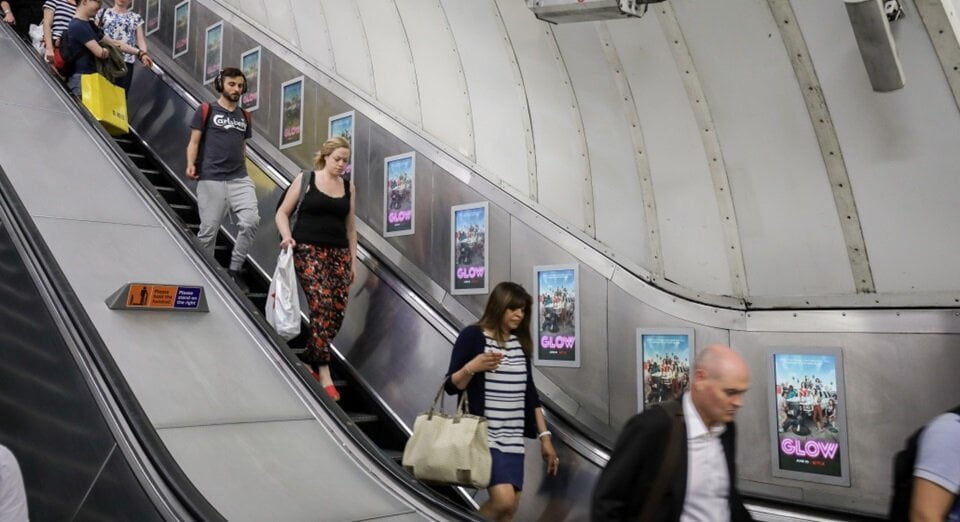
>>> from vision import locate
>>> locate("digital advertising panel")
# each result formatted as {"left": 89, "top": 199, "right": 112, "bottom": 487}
{"left": 533, "top": 265, "right": 580, "bottom": 368}
{"left": 145, "top": 0, "right": 160, "bottom": 35}
{"left": 279, "top": 76, "right": 304, "bottom": 149}
{"left": 636, "top": 328, "right": 694, "bottom": 412}
{"left": 383, "top": 152, "right": 415, "bottom": 237}
{"left": 768, "top": 347, "right": 850, "bottom": 486}
{"left": 172, "top": 0, "right": 189, "bottom": 58}
{"left": 450, "top": 202, "right": 488, "bottom": 295}
{"left": 202, "top": 21, "right": 223, "bottom": 85}
{"left": 328, "top": 111, "right": 355, "bottom": 179}
{"left": 240, "top": 47, "right": 261, "bottom": 111}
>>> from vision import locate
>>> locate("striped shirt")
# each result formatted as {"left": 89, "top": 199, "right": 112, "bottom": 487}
{"left": 483, "top": 334, "right": 528, "bottom": 454}
{"left": 43, "top": 0, "right": 76, "bottom": 42}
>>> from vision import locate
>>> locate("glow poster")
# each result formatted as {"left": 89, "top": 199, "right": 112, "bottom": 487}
{"left": 328, "top": 111, "right": 355, "bottom": 178}
{"left": 240, "top": 47, "right": 261, "bottom": 111}
{"left": 637, "top": 330, "right": 692, "bottom": 411}
{"left": 450, "top": 202, "right": 488, "bottom": 295}
{"left": 203, "top": 22, "right": 223, "bottom": 85}
{"left": 279, "top": 76, "right": 304, "bottom": 149}
{"left": 383, "top": 152, "right": 415, "bottom": 237}
{"left": 145, "top": 0, "right": 160, "bottom": 35}
{"left": 769, "top": 349, "right": 850, "bottom": 485}
{"left": 533, "top": 265, "right": 580, "bottom": 367}
{"left": 172, "top": 0, "right": 189, "bottom": 58}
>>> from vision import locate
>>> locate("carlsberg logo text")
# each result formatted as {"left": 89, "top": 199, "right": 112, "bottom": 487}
{"left": 213, "top": 114, "right": 247, "bottom": 131}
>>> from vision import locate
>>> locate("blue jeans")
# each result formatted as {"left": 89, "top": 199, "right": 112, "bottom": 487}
{"left": 67, "top": 73, "right": 82, "bottom": 97}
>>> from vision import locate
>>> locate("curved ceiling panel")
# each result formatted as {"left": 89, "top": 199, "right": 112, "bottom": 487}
{"left": 261, "top": 0, "right": 297, "bottom": 48}
{"left": 355, "top": 0, "right": 421, "bottom": 126}
{"left": 671, "top": 0, "right": 855, "bottom": 298}
{"left": 289, "top": 0, "right": 333, "bottom": 70}
{"left": 553, "top": 22, "right": 651, "bottom": 268}
{"left": 441, "top": 0, "right": 531, "bottom": 196}
{"left": 795, "top": 0, "right": 960, "bottom": 296}
{"left": 607, "top": 16, "right": 735, "bottom": 297}
{"left": 319, "top": 0, "right": 375, "bottom": 96}
{"left": 495, "top": 0, "right": 590, "bottom": 231}
{"left": 393, "top": 0, "right": 475, "bottom": 160}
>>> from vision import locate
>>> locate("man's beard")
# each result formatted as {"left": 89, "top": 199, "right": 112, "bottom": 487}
{"left": 226, "top": 92, "right": 241, "bottom": 102}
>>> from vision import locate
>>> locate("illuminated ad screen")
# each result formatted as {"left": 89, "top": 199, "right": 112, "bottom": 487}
{"left": 768, "top": 348, "right": 850, "bottom": 486}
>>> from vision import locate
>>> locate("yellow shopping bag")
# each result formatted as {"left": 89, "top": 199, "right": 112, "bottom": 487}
{"left": 80, "top": 73, "right": 128, "bottom": 136}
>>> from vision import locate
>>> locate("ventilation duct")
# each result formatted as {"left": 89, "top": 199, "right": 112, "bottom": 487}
{"left": 527, "top": 0, "right": 663, "bottom": 24}
{"left": 845, "top": 0, "right": 906, "bottom": 92}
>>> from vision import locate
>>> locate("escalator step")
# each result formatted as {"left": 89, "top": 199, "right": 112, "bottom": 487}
{"left": 126, "top": 152, "right": 146, "bottom": 160}
{"left": 246, "top": 292, "right": 267, "bottom": 299}
{"left": 333, "top": 379, "right": 347, "bottom": 388}
{"left": 140, "top": 168, "right": 160, "bottom": 176}
{"left": 186, "top": 223, "right": 199, "bottom": 231}
{"left": 347, "top": 412, "right": 378, "bottom": 425}
{"left": 169, "top": 203, "right": 192, "bottom": 211}
{"left": 382, "top": 449, "right": 403, "bottom": 463}
{"left": 154, "top": 185, "right": 176, "bottom": 194}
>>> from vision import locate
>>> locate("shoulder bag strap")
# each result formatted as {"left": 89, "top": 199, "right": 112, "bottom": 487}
{"left": 637, "top": 399, "right": 684, "bottom": 522}
{"left": 289, "top": 170, "right": 312, "bottom": 231}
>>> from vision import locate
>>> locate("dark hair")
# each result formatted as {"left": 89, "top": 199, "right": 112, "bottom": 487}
{"left": 216, "top": 67, "right": 246, "bottom": 93}
{"left": 477, "top": 282, "right": 533, "bottom": 358}
{"left": 221, "top": 67, "right": 245, "bottom": 82}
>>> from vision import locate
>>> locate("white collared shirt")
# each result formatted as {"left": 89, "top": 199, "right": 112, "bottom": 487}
{"left": 680, "top": 392, "right": 731, "bottom": 522}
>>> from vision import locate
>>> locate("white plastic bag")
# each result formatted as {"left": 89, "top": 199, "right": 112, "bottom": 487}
{"left": 29, "top": 24, "right": 44, "bottom": 55}
{"left": 265, "top": 248, "right": 301, "bottom": 340}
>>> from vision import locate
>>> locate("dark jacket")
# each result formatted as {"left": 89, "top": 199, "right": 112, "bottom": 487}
{"left": 591, "top": 397, "right": 752, "bottom": 522}
{"left": 444, "top": 325, "right": 541, "bottom": 439}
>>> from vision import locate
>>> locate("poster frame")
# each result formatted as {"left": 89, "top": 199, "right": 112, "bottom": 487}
{"left": 450, "top": 202, "right": 489, "bottom": 296}
{"left": 382, "top": 152, "right": 416, "bottom": 237}
{"left": 202, "top": 21, "right": 223, "bottom": 85}
{"left": 767, "top": 346, "right": 851, "bottom": 486}
{"left": 328, "top": 110, "right": 356, "bottom": 177}
{"left": 279, "top": 76, "right": 305, "bottom": 150}
{"left": 145, "top": 0, "right": 161, "bottom": 36}
{"left": 240, "top": 46, "right": 262, "bottom": 111}
{"left": 635, "top": 327, "right": 695, "bottom": 413}
{"left": 172, "top": 0, "right": 190, "bottom": 58}
{"left": 532, "top": 264, "right": 581, "bottom": 368}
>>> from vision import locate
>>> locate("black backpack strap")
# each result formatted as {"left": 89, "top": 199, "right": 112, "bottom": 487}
{"left": 638, "top": 399, "right": 684, "bottom": 522}
{"left": 289, "top": 170, "right": 312, "bottom": 232}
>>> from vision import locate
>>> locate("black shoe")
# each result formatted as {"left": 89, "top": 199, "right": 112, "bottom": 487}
{"left": 229, "top": 269, "right": 249, "bottom": 293}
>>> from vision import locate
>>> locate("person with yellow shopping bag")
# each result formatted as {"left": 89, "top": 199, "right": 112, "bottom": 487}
{"left": 62, "top": 0, "right": 148, "bottom": 98}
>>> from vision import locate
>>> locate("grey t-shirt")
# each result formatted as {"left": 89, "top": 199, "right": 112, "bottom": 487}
{"left": 0, "top": 444, "right": 28, "bottom": 522}
{"left": 191, "top": 103, "right": 252, "bottom": 181}
{"left": 915, "top": 412, "right": 960, "bottom": 521}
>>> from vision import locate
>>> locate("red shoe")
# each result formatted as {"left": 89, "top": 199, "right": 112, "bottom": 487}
{"left": 324, "top": 385, "right": 340, "bottom": 401}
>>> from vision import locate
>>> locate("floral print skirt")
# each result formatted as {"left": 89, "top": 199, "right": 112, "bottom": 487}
{"left": 293, "top": 244, "right": 351, "bottom": 367}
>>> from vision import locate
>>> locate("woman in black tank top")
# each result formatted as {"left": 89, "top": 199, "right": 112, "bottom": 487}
{"left": 275, "top": 136, "right": 357, "bottom": 401}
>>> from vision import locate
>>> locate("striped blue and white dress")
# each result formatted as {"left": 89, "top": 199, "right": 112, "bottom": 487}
{"left": 483, "top": 333, "right": 528, "bottom": 455}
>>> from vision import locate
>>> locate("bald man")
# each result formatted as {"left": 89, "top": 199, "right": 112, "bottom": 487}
{"left": 592, "top": 344, "right": 754, "bottom": 522}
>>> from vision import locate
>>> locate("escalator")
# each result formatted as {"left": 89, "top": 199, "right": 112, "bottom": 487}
{"left": 0, "top": 22, "right": 477, "bottom": 521}
{"left": 110, "top": 130, "right": 472, "bottom": 508}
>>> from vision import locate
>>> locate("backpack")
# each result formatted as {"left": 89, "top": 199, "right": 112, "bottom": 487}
{"left": 889, "top": 404, "right": 960, "bottom": 521}
{"left": 194, "top": 102, "right": 252, "bottom": 174}
{"left": 56, "top": 20, "right": 103, "bottom": 75}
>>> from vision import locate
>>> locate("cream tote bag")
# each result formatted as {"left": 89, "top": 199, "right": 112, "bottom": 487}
{"left": 402, "top": 381, "right": 491, "bottom": 489}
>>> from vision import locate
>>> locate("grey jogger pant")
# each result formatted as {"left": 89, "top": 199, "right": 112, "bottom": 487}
{"left": 197, "top": 178, "right": 261, "bottom": 271}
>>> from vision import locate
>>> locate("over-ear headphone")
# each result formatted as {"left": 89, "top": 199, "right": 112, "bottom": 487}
{"left": 214, "top": 69, "right": 248, "bottom": 94}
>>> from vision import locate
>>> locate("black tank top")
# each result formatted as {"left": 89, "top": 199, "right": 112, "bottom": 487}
{"left": 292, "top": 176, "right": 350, "bottom": 248}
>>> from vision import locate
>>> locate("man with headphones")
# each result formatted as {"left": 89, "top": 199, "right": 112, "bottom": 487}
{"left": 186, "top": 67, "right": 259, "bottom": 290}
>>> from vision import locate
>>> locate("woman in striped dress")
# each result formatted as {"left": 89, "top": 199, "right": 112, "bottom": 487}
{"left": 445, "top": 282, "right": 560, "bottom": 522}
